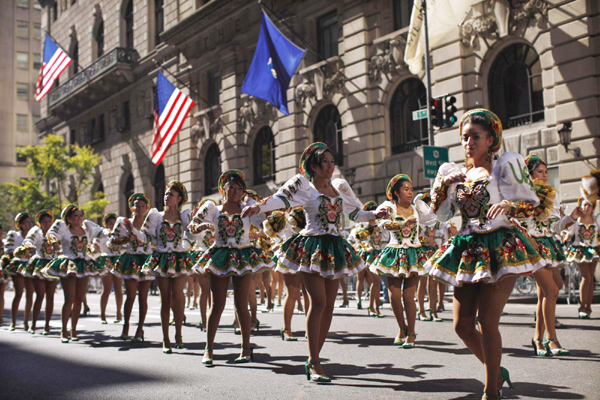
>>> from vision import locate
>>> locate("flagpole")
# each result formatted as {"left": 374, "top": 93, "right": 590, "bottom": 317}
{"left": 422, "top": 0, "right": 434, "bottom": 146}
{"left": 43, "top": 29, "right": 92, "bottom": 87}
{"left": 257, "top": 0, "right": 367, "bottom": 96}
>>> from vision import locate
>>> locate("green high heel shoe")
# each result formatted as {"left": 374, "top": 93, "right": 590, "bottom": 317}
{"left": 162, "top": 341, "right": 172, "bottom": 354}
{"left": 394, "top": 328, "right": 407, "bottom": 346}
{"left": 430, "top": 310, "right": 442, "bottom": 322}
{"left": 498, "top": 366, "right": 514, "bottom": 393}
{"left": 131, "top": 329, "right": 144, "bottom": 343}
{"left": 304, "top": 360, "right": 331, "bottom": 383}
{"left": 402, "top": 333, "right": 417, "bottom": 349}
{"left": 175, "top": 334, "right": 184, "bottom": 349}
{"left": 120, "top": 324, "right": 129, "bottom": 341}
{"left": 280, "top": 328, "right": 298, "bottom": 341}
{"left": 70, "top": 329, "right": 79, "bottom": 342}
{"left": 357, "top": 301, "right": 362, "bottom": 310}
{"left": 544, "top": 338, "right": 570, "bottom": 355}
{"left": 482, "top": 393, "right": 502, "bottom": 399}
{"left": 531, "top": 338, "right": 548, "bottom": 356}
{"left": 202, "top": 348, "right": 213, "bottom": 365}
{"left": 418, "top": 312, "right": 432, "bottom": 322}
{"left": 251, "top": 320, "right": 260, "bottom": 332}
{"left": 234, "top": 346, "right": 253, "bottom": 363}
{"left": 60, "top": 329, "right": 70, "bottom": 343}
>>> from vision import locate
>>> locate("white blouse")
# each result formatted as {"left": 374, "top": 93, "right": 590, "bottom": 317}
{"left": 23, "top": 226, "right": 55, "bottom": 261}
{"left": 525, "top": 195, "right": 575, "bottom": 239}
{"left": 257, "top": 175, "right": 376, "bottom": 236}
{"left": 93, "top": 228, "right": 124, "bottom": 258}
{"left": 190, "top": 199, "right": 264, "bottom": 249}
{"left": 46, "top": 220, "right": 104, "bottom": 260}
{"left": 431, "top": 152, "right": 539, "bottom": 234}
{"left": 432, "top": 221, "right": 455, "bottom": 247}
{"left": 5, "top": 230, "right": 26, "bottom": 261}
{"left": 110, "top": 217, "right": 152, "bottom": 255}
{"left": 376, "top": 200, "right": 436, "bottom": 249}
{"left": 133, "top": 208, "right": 193, "bottom": 253}
{"left": 564, "top": 215, "right": 600, "bottom": 247}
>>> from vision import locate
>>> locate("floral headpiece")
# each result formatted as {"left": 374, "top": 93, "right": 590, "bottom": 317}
{"left": 102, "top": 213, "right": 118, "bottom": 228}
{"left": 524, "top": 154, "right": 546, "bottom": 167}
{"left": 459, "top": 108, "right": 503, "bottom": 154}
{"left": 580, "top": 170, "right": 600, "bottom": 205}
{"left": 128, "top": 193, "right": 150, "bottom": 211}
{"left": 61, "top": 205, "right": 79, "bottom": 221}
{"left": 299, "top": 142, "right": 328, "bottom": 179}
{"left": 386, "top": 174, "right": 412, "bottom": 200}
{"left": 166, "top": 180, "right": 188, "bottom": 205}
{"left": 218, "top": 169, "right": 245, "bottom": 196}
{"left": 362, "top": 201, "right": 377, "bottom": 211}
{"left": 15, "top": 212, "right": 31, "bottom": 229}
{"left": 35, "top": 210, "right": 53, "bottom": 226}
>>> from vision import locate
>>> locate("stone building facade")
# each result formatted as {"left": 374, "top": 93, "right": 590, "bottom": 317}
{"left": 36, "top": 0, "right": 599, "bottom": 215}
{"left": 0, "top": 0, "right": 42, "bottom": 183}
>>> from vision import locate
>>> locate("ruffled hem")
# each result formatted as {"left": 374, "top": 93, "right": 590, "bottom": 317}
{"left": 141, "top": 251, "right": 193, "bottom": 278}
{"left": 96, "top": 256, "right": 119, "bottom": 271}
{"left": 566, "top": 245, "right": 600, "bottom": 263}
{"left": 197, "top": 247, "right": 274, "bottom": 277}
{"left": 425, "top": 227, "right": 546, "bottom": 287}
{"left": 535, "top": 236, "right": 566, "bottom": 269}
{"left": 4, "top": 259, "right": 27, "bottom": 276}
{"left": 43, "top": 258, "right": 107, "bottom": 278}
{"left": 370, "top": 247, "right": 428, "bottom": 278}
{"left": 112, "top": 253, "right": 154, "bottom": 281}
{"left": 28, "top": 259, "right": 53, "bottom": 280}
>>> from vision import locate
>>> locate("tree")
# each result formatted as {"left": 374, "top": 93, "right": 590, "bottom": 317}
{"left": 0, "top": 134, "right": 108, "bottom": 227}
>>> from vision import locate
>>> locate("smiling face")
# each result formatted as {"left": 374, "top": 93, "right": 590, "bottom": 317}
{"left": 132, "top": 199, "right": 148, "bottom": 217}
{"left": 394, "top": 181, "right": 413, "bottom": 205}
{"left": 164, "top": 187, "right": 182, "bottom": 208}
{"left": 530, "top": 163, "right": 548, "bottom": 183}
{"left": 67, "top": 209, "right": 84, "bottom": 229}
{"left": 311, "top": 150, "right": 335, "bottom": 181}
{"left": 19, "top": 216, "right": 34, "bottom": 235}
{"left": 39, "top": 215, "right": 53, "bottom": 234}
{"left": 461, "top": 122, "right": 494, "bottom": 162}
{"left": 581, "top": 200, "right": 595, "bottom": 217}
{"left": 224, "top": 181, "right": 244, "bottom": 204}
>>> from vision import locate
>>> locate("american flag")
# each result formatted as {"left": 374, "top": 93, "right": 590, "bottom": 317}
{"left": 35, "top": 35, "right": 71, "bottom": 102}
{"left": 152, "top": 71, "right": 195, "bottom": 165}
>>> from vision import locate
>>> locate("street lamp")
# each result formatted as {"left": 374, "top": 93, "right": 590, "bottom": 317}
{"left": 558, "top": 122, "right": 581, "bottom": 157}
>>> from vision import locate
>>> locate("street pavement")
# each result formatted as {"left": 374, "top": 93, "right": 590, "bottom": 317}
{"left": 1, "top": 292, "right": 599, "bottom": 400}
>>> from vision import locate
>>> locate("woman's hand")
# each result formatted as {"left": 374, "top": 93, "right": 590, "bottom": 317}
{"left": 570, "top": 206, "right": 583, "bottom": 220}
{"left": 405, "top": 217, "right": 417, "bottom": 228}
{"left": 487, "top": 200, "right": 511, "bottom": 220}
{"left": 241, "top": 204, "right": 260, "bottom": 219}
{"left": 123, "top": 218, "right": 133, "bottom": 232}
{"left": 375, "top": 209, "right": 389, "bottom": 219}
{"left": 442, "top": 171, "right": 466, "bottom": 186}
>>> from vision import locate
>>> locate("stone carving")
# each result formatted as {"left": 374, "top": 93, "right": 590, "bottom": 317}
{"left": 295, "top": 82, "right": 316, "bottom": 106}
{"left": 191, "top": 123, "right": 202, "bottom": 146}
{"left": 368, "top": 35, "right": 407, "bottom": 80}
{"left": 323, "top": 69, "right": 346, "bottom": 97}
{"left": 297, "top": 56, "right": 346, "bottom": 105}
{"left": 237, "top": 96, "right": 276, "bottom": 129}
{"left": 460, "top": 0, "right": 548, "bottom": 47}
{"left": 197, "top": 107, "right": 222, "bottom": 139}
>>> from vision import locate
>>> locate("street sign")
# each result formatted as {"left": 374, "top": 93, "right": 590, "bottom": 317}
{"left": 412, "top": 109, "right": 428, "bottom": 121}
{"left": 423, "top": 145, "right": 449, "bottom": 179}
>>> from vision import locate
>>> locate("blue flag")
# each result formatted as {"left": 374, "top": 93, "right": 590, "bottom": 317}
{"left": 241, "top": 12, "right": 305, "bottom": 116}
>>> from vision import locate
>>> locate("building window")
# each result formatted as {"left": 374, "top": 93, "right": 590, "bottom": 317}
{"left": 317, "top": 10, "right": 338, "bottom": 60}
{"left": 70, "top": 39, "right": 78, "bottom": 74}
{"left": 390, "top": 78, "right": 428, "bottom": 154}
{"left": 121, "top": 100, "right": 131, "bottom": 131}
{"left": 124, "top": 0, "right": 134, "bottom": 49}
{"left": 313, "top": 105, "right": 343, "bottom": 166}
{"left": 33, "top": 23, "right": 41, "bottom": 40}
{"left": 92, "top": 114, "right": 105, "bottom": 143}
{"left": 52, "top": 2, "right": 58, "bottom": 21}
{"left": 393, "top": 0, "right": 412, "bottom": 30}
{"left": 124, "top": 174, "right": 134, "bottom": 217}
{"left": 85, "top": 119, "right": 95, "bottom": 145}
{"left": 33, "top": 53, "right": 41, "bottom": 69}
{"left": 204, "top": 143, "right": 221, "bottom": 195}
{"left": 95, "top": 20, "right": 104, "bottom": 58}
{"left": 17, "top": 0, "right": 29, "bottom": 8}
{"left": 17, "top": 83, "right": 29, "bottom": 100}
{"left": 155, "top": 0, "right": 164, "bottom": 46}
{"left": 207, "top": 70, "right": 221, "bottom": 106}
{"left": 17, "top": 151, "right": 27, "bottom": 162}
{"left": 16, "top": 114, "right": 28, "bottom": 131}
{"left": 153, "top": 164, "right": 165, "bottom": 210}
{"left": 17, "top": 21, "right": 29, "bottom": 38}
{"left": 17, "top": 52, "right": 29, "bottom": 69}
{"left": 253, "top": 127, "right": 275, "bottom": 185}
{"left": 489, "top": 43, "right": 544, "bottom": 129}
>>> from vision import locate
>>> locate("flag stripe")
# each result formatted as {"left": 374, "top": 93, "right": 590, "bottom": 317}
{"left": 152, "top": 95, "right": 194, "bottom": 164}
{"left": 35, "top": 35, "right": 72, "bottom": 102}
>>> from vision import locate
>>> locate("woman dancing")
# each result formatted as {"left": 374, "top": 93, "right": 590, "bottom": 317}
{"left": 242, "top": 142, "right": 385, "bottom": 382}
{"left": 190, "top": 170, "right": 272, "bottom": 365}
{"left": 43, "top": 205, "right": 107, "bottom": 342}
{"left": 139, "top": 181, "right": 194, "bottom": 353}
{"left": 4, "top": 213, "right": 34, "bottom": 331}
{"left": 111, "top": 193, "right": 154, "bottom": 342}
{"left": 426, "top": 109, "right": 544, "bottom": 399}
{"left": 18, "top": 210, "right": 57, "bottom": 335}
{"left": 95, "top": 213, "right": 124, "bottom": 324}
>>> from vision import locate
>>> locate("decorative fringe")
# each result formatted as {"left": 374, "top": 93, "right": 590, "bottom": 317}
{"left": 533, "top": 179, "right": 557, "bottom": 222}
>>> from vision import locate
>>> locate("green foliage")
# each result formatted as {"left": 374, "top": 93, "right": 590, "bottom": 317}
{"left": 0, "top": 134, "right": 106, "bottom": 225}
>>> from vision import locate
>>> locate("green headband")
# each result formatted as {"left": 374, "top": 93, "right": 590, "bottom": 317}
{"left": 102, "top": 213, "right": 118, "bottom": 228}
{"left": 299, "top": 142, "right": 328, "bottom": 179}
{"left": 218, "top": 169, "right": 245, "bottom": 196}
{"left": 35, "top": 210, "right": 53, "bottom": 226}
{"left": 386, "top": 174, "right": 412, "bottom": 200}
{"left": 15, "top": 212, "right": 31, "bottom": 229}
{"left": 459, "top": 108, "right": 503, "bottom": 153}
{"left": 128, "top": 193, "right": 150, "bottom": 211}
{"left": 166, "top": 180, "right": 188, "bottom": 205}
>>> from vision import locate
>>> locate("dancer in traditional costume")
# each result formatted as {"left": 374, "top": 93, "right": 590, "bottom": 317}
{"left": 95, "top": 213, "right": 124, "bottom": 324}
{"left": 426, "top": 109, "right": 544, "bottom": 399}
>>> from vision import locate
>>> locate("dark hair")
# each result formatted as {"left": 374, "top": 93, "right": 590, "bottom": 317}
{"left": 527, "top": 159, "right": 547, "bottom": 177}
{"left": 224, "top": 174, "right": 247, "bottom": 192}
{"left": 307, "top": 148, "right": 334, "bottom": 177}
{"left": 461, "top": 113, "right": 493, "bottom": 137}
{"left": 391, "top": 180, "right": 410, "bottom": 203}
{"left": 39, "top": 214, "right": 53, "bottom": 224}
{"left": 167, "top": 184, "right": 185, "bottom": 206}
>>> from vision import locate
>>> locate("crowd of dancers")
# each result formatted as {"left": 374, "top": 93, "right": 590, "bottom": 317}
{"left": 1, "top": 108, "right": 598, "bottom": 399}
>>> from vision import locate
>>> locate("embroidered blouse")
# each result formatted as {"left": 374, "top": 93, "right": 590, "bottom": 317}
{"left": 190, "top": 199, "right": 265, "bottom": 249}
{"left": 4, "top": 230, "right": 26, "bottom": 261}
{"left": 46, "top": 220, "right": 104, "bottom": 260}
{"left": 376, "top": 200, "right": 436, "bottom": 248}
{"left": 109, "top": 217, "right": 153, "bottom": 255}
{"left": 132, "top": 208, "right": 193, "bottom": 253}
{"left": 23, "top": 226, "right": 55, "bottom": 261}
{"left": 430, "top": 152, "right": 539, "bottom": 234}
{"left": 525, "top": 195, "right": 576, "bottom": 239}
{"left": 432, "top": 221, "right": 455, "bottom": 247}
{"left": 257, "top": 175, "right": 376, "bottom": 236}
{"left": 564, "top": 215, "right": 600, "bottom": 247}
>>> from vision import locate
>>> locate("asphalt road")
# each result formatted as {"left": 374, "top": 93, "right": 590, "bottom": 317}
{"left": 1, "top": 291, "right": 599, "bottom": 400}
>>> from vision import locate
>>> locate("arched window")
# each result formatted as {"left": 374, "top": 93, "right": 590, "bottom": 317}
{"left": 390, "top": 78, "right": 427, "bottom": 154}
{"left": 95, "top": 20, "right": 104, "bottom": 58}
{"left": 124, "top": 174, "right": 134, "bottom": 217}
{"left": 313, "top": 105, "right": 343, "bottom": 166}
{"left": 253, "top": 127, "right": 275, "bottom": 185}
{"left": 124, "top": 0, "right": 134, "bottom": 49}
{"left": 489, "top": 43, "right": 544, "bottom": 128}
{"left": 204, "top": 143, "right": 221, "bottom": 195}
{"left": 153, "top": 164, "right": 165, "bottom": 211}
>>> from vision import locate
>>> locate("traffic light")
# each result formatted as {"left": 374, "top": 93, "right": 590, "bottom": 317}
{"left": 430, "top": 97, "right": 443, "bottom": 128}
{"left": 444, "top": 96, "right": 457, "bottom": 127}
